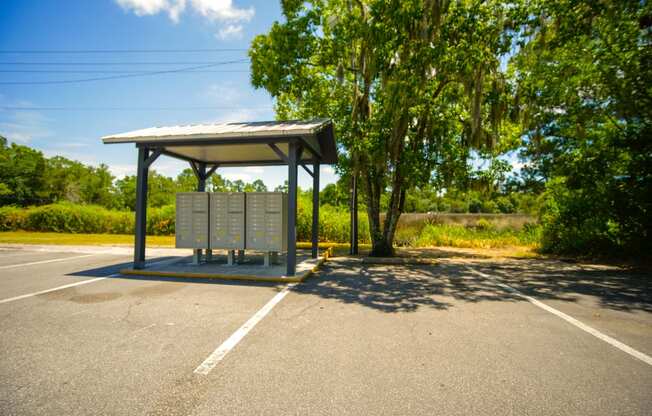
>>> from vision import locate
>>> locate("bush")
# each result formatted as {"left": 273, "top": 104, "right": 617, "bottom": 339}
{"left": 480, "top": 200, "right": 499, "bottom": 213}
{"left": 449, "top": 199, "right": 469, "bottom": 213}
{"left": 0, "top": 205, "right": 27, "bottom": 231}
{"left": 475, "top": 218, "right": 494, "bottom": 231}
{"left": 0, "top": 201, "right": 541, "bottom": 249}
{"left": 147, "top": 205, "right": 174, "bottom": 235}
{"left": 468, "top": 199, "right": 482, "bottom": 213}
{"left": 539, "top": 179, "right": 619, "bottom": 256}
{"left": 496, "top": 196, "right": 515, "bottom": 213}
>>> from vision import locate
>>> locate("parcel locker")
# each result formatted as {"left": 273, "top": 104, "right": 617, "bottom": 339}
{"left": 175, "top": 192, "right": 209, "bottom": 249}
{"left": 246, "top": 192, "right": 288, "bottom": 251}
{"left": 209, "top": 192, "right": 245, "bottom": 250}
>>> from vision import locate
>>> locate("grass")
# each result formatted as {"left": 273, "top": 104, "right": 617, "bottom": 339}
{"left": 0, "top": 231, "right": 351, "bottom": 250}
{"left": 414, "top": 223, "right": 540, "bottom": 249}
{"left": 0, "top": 222, "right": 540, "bottom": 254}
{"left": 0, "top": 231, "right": 175, "bottom": 246}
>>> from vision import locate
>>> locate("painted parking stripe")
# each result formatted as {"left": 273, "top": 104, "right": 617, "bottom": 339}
{"left": 0, "top": 257, "right": 180, "bottom": 305}
{"left": 194, "top": 284, "right": 296, "bottom": 375}
{"left": 0, "top": 254, "right": 97, "bottom": 270}
{"left": 466, "top": 267, "right": 652, "bottom": 367}
{"left": 0, "top": 275, "right": 117, "bottom": 305}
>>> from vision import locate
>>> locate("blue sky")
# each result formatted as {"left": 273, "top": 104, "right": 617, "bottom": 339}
{"left": 0, "top": 0, "right": 338, "bottom": 190}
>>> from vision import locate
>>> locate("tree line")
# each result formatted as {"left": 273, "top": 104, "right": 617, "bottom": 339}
{"left": 0, "top": 136, "right": 270, "bottom": 211}
{"left": 1, "top": 135, "right": 541, "bottom": 215}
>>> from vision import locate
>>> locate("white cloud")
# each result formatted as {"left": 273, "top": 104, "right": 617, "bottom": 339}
{"left": 216, "top": 24, "right": 244, "bottom": 40}
{"left": 321, "top": 165, "right": 335, "bottom": 175}
{"left": 116, "top": 0, "right": 186, "bottom": 23}
{"left": 115, "top": 0, "right": 254, "bottom": 32}
{"left": 191, "top": 0, "right": 253, "bottom": 22}
{"left": 222, "top": 172, "right": 252, "bottom": 182}
{"left": 203, "top": 82, "right": 242, "bottom": 103}
{"left": 243, "top": 166, "right": 264, "bottom": 173}
{"left": 107, "top": 163, "right": 138, "bottom": 178}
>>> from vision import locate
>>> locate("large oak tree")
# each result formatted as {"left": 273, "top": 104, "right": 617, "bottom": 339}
{"left": 250, "top": 0, "right": 520, "bottom": 255}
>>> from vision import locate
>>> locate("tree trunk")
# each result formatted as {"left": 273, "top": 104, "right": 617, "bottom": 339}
{"left": 361, "top": 166, "right": 384, "bottom": 255}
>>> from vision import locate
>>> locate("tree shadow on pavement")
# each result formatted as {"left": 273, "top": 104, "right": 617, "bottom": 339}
{"left": 293, "top": 258, "right": 651, "bottom": 314}
{"left": 292, "top": 260, "right": 524, "bottom": 313}
{"left": 472, "top": 260, "right": 652, "bottom": 313}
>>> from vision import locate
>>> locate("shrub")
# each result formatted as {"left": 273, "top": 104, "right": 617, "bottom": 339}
{"left": 480, "top": 200, "right": 499, "bottom": 213}
{"left": 449, "top": 199, "right": 469, "bottom": 213}
{"left": 0, "top": 205, "right": 27, "bottom": 231}
{"left": 475, "top": 218, "right": 494, "bottom": 231}
{"left": 539, "top": 179, "right": 619, "bottom": 256}
{"left": 496, "top": 196, "right": 515, "bottom": 213}
{"left": 147, "top": 205, "right": 174, "bottom": 235}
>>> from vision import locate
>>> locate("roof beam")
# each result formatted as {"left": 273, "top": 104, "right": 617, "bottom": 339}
{"left": 301, "top": 163, "right": 313, "bottom": 177}
{"left": 268, "top": 143, "right": 288, "bottom": 163}
{"left": 135, "top": 136, "right": 291, "bottom": 148}
{"left": 143, "top": 148, "right": 162, "bottom": 169}
{"left": 300, "top": 138, "right": 322, "bottom": 160}
{"left": 159, "top": 149, "right": 203, "bottom": 165}
{"left": 205, "top": 164, "right": 219, "bottom": 178}
{"left": 189, "top": 161, "right": 201, "bottom": 179}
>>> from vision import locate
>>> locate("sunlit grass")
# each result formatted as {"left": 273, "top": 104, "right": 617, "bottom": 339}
{"left": 0, "top": 231, "right": 175, "bottom": 246}
{"left": 0, "top": 223, "right": 540, "bottom": 256}
{"left": 412, "top": 223, "right": 541, "bottom": 249}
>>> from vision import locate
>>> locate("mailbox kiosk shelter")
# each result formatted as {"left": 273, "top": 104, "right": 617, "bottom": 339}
{"left": 102, "top": 119, "right": 337, "bottom": 276}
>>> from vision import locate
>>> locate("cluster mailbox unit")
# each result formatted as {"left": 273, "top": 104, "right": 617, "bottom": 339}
{"left": 210, "top": 192, "right": 246, "bottom": 265}
{"left": 246, "top": 193, "right": 288, "bottom": 266}
{"left": 176, "top": 191, "right": 288, "bottom": 266}
{"left": 175, "top": 192, "right": 209, "bottom": 250}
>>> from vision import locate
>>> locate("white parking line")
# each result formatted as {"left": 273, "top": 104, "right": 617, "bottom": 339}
{"left": 194, "top": 284, "right": 296, "bottom": 375}
{"left": 0, "top": 275, "right": 118, "bottom": 305}
{"left": 0, "top": 257, "right": 181, "bottom": 305}
{"left": 0, "top": 254, "right": 97, "bottom": 270}
{"left": 466, "top": 267, "right": 652, "bottom": 367}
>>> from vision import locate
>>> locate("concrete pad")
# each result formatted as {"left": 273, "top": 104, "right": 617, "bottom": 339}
{"left": 120, "top": 249, "right": 330, "bottom": 283}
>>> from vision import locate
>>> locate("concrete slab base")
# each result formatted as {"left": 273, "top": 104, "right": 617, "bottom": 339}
{"left": 120, "top": 248, "right": 331, "bottom": 283}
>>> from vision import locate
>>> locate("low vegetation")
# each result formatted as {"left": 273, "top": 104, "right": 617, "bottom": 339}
{"left": 0, "top": 201, "right": 538, "bottom": 250}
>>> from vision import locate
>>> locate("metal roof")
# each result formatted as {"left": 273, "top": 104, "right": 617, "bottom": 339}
{"left": 102, "top": 118, "right": 337, "bottom": 165}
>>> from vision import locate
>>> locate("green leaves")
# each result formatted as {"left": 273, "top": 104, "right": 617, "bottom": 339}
{"left": 250, "top": 0, "right": 522, "bottom": 254}
{"left": 514, "top": 0, "right": 652, "bottom": 257}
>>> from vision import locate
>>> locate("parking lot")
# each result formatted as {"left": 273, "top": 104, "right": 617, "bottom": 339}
{"left": 1, "top": 245, "right": 651, "bottom": 415}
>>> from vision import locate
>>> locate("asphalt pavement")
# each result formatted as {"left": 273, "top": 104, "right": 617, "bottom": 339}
{"left": 0, "top": 246, "right": 650, "bottom": 415}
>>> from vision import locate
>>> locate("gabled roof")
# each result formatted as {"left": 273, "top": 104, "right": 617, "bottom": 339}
{"left": 102, "top": 118, "right": 337, "bottom": 166}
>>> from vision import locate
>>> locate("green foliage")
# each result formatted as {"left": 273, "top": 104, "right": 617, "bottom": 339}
{"left": 0, "top": 201, "right": 371, "bottom": 243}
{"left": 513, "top": 0, "right": 652, "bottom": 257}
{"left": 250, "top": 0, "right": 523, "bottom": 255}
{"left": 0, "top": 206, "right": 26, "bottom": 231}
{"left": 19, "top": 203, "right": 131, "bottom": 234}
{"left": 415, "top": 222, "right": 540, "bottom": 249}
{"left": 475, "top": 218, "right": 494, "bottom": 231}
{"left": 0, "top": 137, "right": 48, "bottom": 206}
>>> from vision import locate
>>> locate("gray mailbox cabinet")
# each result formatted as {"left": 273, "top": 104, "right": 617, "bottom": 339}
{"left": 175, "top": 192, "right": 209, "bottom": 249}
{"left": 246, "top": 192, "right": 288, "bottom": 251}
{"left": 209, "top": 192, "right": 245, "bottom": 250}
